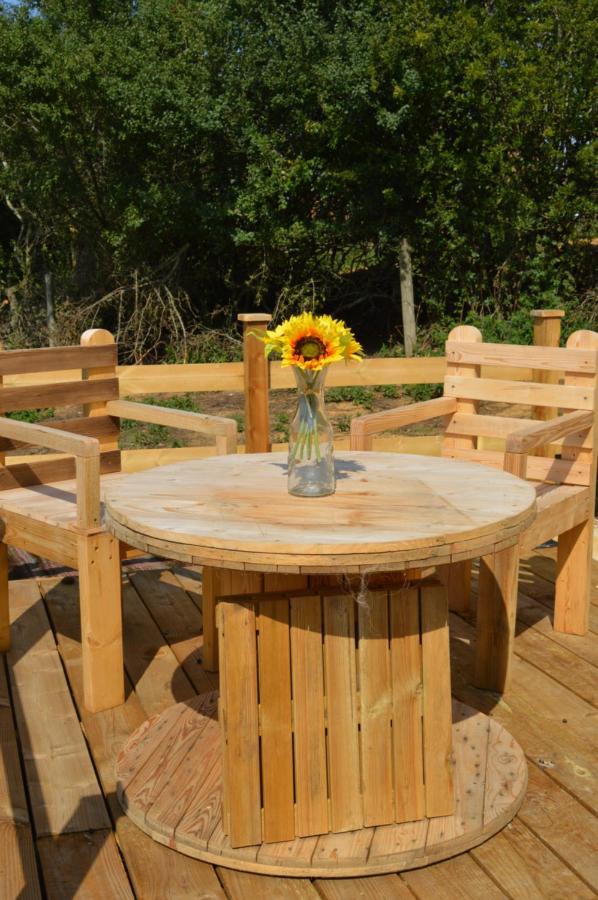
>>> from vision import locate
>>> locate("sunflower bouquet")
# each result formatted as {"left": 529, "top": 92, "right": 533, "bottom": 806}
{"left": 257, "top": 313, "right": 362, "bottom": 496}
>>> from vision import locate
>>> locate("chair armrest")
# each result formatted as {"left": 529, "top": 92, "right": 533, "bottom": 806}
{"left": 505, "top": 410, "right": 594, "bottom": 453}
{"left": 106, "top": 399, "right": 238, "bottom": 455}
{"left": 0, "top": 416, "right": 101, "bottom": 531}
{"left": 503, "top": 410, "right": 594, "bottom": 480}
{"left": 350, "top": 396, "right": 457, "bottom": 450}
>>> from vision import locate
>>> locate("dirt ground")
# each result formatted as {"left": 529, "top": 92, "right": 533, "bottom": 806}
{"left": 118, "top": 387, "right": 441, "bottom": 450}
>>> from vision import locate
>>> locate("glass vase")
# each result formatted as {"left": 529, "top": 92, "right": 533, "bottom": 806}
{"left": 288, "top": 367, "right": 335, "bottom": 497}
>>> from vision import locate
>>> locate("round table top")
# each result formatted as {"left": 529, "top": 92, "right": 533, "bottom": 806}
{"left": 103, "top": 452, "right": 536, "bottom": 574}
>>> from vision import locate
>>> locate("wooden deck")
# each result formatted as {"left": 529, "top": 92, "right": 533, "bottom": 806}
{"left": 1, "top": 549, "right": 597, "bottom": 899}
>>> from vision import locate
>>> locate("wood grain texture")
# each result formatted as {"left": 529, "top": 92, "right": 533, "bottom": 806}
{"left": 0, "top": 377, "right": 119, "bottom": 414}
{"left": 77, "top": 532, "right": 124, "bottom": 712}
{"left": 420, "top": 581, "right": 454, "bottom": 818}
{"left": 103, "top": 451, "right": 535, "bottom": 573}
{"left": 358, "top": 591, "right": 394, "bottom": 827}
{"left": 390, "top": 587, "right": 425, "bottom": 822}
{"left": 0, "top": 543, "right": 8, "bottom": 652}
{"left": 475, "top": 543, "right": 520, "bottom": 693}
{"left": 7, "top": 579, "right": 110, "bottom": 837}
{"left": 445, "top": 339, "right": 594, "bottom": 373}
{"left": 219, "top": 599, "right": 262, "bottom": 848}
{"left": 257, "top": 596, "right": 295, "bottom": 843}
{"left": 290, "top": 596, "right": 329, "bottom": 837}
{"left": 115, "top": 696, "right": 527, "bottom": 877}
{"left": 37, "top": 831, "right": 134, "bottom": 900}
{"left": 0, "top": 342, "right": 117, "bottom": 376}
{"left": 322, "top": 594, "right": 362, "bottom": 833}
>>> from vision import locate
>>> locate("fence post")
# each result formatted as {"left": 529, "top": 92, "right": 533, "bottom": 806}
{"left": 530, "top": 308, "right": 565, "bottom": 457}
{"left": 238, "top": 313, "right": 272, "bottom": 453}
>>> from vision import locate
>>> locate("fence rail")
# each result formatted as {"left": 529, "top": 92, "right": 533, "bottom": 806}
{"left": 2, "top": 308, "right": 565, "bottom": 464}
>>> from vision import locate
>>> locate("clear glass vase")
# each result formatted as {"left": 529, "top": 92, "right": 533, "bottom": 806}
{"left": 288, "top": 367, "right": 335, "bottom": 497}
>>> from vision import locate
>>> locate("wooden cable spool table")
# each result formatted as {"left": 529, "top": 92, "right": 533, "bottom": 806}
{"left": 106, "top": 452, "right": 536, "bottom": 878}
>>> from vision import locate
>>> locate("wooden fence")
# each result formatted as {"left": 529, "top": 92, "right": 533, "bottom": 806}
{"left": 7, "top": 308, "right": 565, "bottom": 471}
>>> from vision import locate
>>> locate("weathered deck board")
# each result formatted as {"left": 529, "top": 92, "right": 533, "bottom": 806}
{"left": 37, "top": 831, "right": 134, "bottom": 900}
{"left": 39, "top": 575, "right": 229, "bottom": 900}
{"left": 402, "top": 852, "right": 507, "bottom": 898}
{"left": 471, "top": 818, "right": 595, "bottom": 899}
{"left": 129, "top": 569, "right": 217, "bottom": 694}
{"left": 449, "top": 612, "right": 598, "bottom": 814}
{"left": 0, "top": 548, "right": 596, "bottom": 898}
{"left": 7, "top": 579, "right": 110, "bottom": 837}
{"left": 0, "top": 659, "right": 41, "bottom": 900}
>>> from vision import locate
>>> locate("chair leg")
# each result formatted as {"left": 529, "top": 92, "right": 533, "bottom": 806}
{"left": 0, "top": 543, "right": 9, "bottom": 652}
{"left": 555, "top": 518, "right": 592, "bottom": 635}
{"left": 77, "top": 532, "right": 124, "bottom": 712}
{"left": 446, "top": 560, "right": 472, "bottom": 614}
{"left": 474, "top": 543, "right": 519, "bottom": 693}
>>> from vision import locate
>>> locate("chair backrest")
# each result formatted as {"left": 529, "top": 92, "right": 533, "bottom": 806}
{"left": 441, "top": 325, "right": 598, "bottom": 488}
{"left": 0, "top": 329, "right": 121, "bottom": 490}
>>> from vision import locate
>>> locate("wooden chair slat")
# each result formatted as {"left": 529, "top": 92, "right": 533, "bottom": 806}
{"left": 0, "top": 450, "right": 121, "bottom": 492}
{"left": 0, "top": 344, "right": 117, "bottom": 377}
{"left": 446, "top": 341, "right": 597, "bottom": 374}
{"left": 444, "top": 376, "right": 593, "bottom": 409}
{"left": 442, "top": 446, "right": 591, "bottom": 486}
{"left": 0, "top": 415, "right": 119, "bottom": 452}
{"left": 445, "top": 413, "right": 593, "bottom": 450}
{"left": 0, "top": 378, "right": 119, "bottom": 414}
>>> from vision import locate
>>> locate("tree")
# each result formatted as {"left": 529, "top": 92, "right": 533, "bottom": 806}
{"left": 0, "top": 0, "right": 595, "bottom": 354}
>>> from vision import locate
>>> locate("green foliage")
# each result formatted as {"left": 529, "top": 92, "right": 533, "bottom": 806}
{"left": 231, "top": 413, "right": 245, "bottom": 434}
{"left": 403, "top": 383, "right": 442, "bottom": 403}
{"left": 0, "top": 0, "right": 594, "bottom": 349}
{"left": 120, "top": 420, "right": 171, "bottom": 447}
{"left": 7, "top": 407, "right": 54, "bottom": 423}
{"left": 272, "top": 411, "right": 290, "bottom": 441}
{"left": 336, "top": 414, "right": 351, "bottom": 433}
{"left": 376, "top": 384, "right": 399, "bottom": 399}
{"left": 135, "top": 393, "right": 200, "bottom": 412}
{"left": 326, "top": 386, "right": 375, "bottom": 409}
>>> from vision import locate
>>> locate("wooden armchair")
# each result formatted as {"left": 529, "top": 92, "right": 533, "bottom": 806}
{"left": 351, "top": 325, "right": 598, "bottom": 693}
{"left": 0, "top": 329, "right": 237, "bottom": 712}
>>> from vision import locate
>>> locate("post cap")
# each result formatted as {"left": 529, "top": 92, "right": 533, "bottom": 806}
{"left": 530, "top": 309, "right": 565, "bottom": 319}
{"left": 237, "top": 313, "right": 272, "bottom": 324}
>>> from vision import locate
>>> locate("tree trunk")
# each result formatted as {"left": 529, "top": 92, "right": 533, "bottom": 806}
{"left": 399, "top": 238, "right": 417, "bottom": 357}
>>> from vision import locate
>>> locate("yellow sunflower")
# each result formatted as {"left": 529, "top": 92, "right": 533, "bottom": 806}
{"left": 261, "top": 312, "right": 363, "bottom": 371}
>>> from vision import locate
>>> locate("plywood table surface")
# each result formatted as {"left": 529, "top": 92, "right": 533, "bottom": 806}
{"left": 104, "top": 452, "right": 536, "bottom": 573}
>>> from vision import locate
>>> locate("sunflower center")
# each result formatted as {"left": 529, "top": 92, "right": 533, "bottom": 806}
{"left": 295, "top": 336, "right": 326, "bottom": 360}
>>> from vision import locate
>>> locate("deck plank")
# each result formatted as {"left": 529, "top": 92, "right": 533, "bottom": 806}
{"left": 37, "top": 831, "right": 134, "bottom": 900}
{"left": 0, "top": 821, "right": 41, "bottom": 900}
{"left": 449, "top": 612, "right": 598, "bottom": 814}
{"left": 517, "top": 763, "right": 598, "bottom": 892}
{"left": 40, "top": 575, "right": 229, "bottom": 900}
{"left": 315, "top": 875, "right": 414, "bottom": 898}
{"left": 129, "top": 569, "right": 217, "bottom": 694}
{"left": 216, "top": 868, "right": 320, "bottom": 898}
{"left": 401, "top": 853, "right": 507, "bottom": 898}
{"left": 121, "top": 580, "right": 197, "bottom": 717}
{"left": 472, "top": 818, "right": 595, "bottom": 899}
{"left": 0, "top": 658, "right": 42, "bottom": 899}
{"left": 2, "top": 549, "right": 596, "bottom": 898}
{"left": 7, "top": 579, "right": 110, "bottom": 837}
